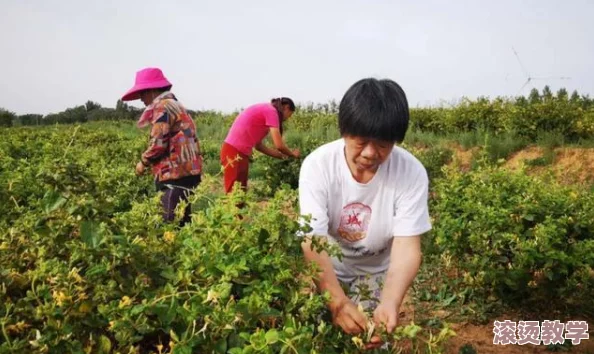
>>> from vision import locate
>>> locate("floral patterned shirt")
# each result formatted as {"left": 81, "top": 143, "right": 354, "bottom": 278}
{"left": 138, "top": 92, "right": 203, "bottom": 182}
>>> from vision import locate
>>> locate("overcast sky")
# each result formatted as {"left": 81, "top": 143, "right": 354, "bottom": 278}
{"left": 1, "top": 0, "right": 593, "bottom": 115}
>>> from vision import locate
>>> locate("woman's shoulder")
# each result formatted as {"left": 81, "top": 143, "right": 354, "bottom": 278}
{"left": 300, "top": 139, "right": 344, "bottom": 180}
{"left": 244, "top": 102, "right": 274, "bottom": 113}
{"left": 234, "top": 103, "right": 275, "bottom": 121}
{"left": 387, "top": 146, "right": 428, "bottom": 180}
{"left": 302, "top": 139, "right": 344, "bottom": 166}
{"left": 155, "top": 95, "right": 186, "bottom": 112}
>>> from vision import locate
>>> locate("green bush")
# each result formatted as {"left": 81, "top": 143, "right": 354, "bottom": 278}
{"left": 431, "top": 165, "right": 594, "bottom": 313}
{"left": 403, "top": 145, "right": 453, "bottom": 182}
{"left": 0, "top": 125, "right": 453, "bottom": 353}
{"left": 0, "top": 108, "right": 16, "bottom": 127}
{"left": 254, "top": 136, "right": 324, "bottom": 195}
{"left": 483, "top": 132, "right": 529, "bottom": 163}
{"left": 408, "top": 89, "right": 594, "bottom": 142}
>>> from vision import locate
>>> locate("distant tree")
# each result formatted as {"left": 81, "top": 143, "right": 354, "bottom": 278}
{"left": 0, "top": 108, "right": 16, "bottom": 127}
{"left": 116, "top": 99, "right": 130, "bottom": 112}
{"left": 570, "top": 90, "right": 581, "bottom": 103}
{"left": 38, "top": 105, "right": 88, "bottom": 125}
{"left": 328, "top": 99, "right": 338, "bottom": 114}
{"left": 515, "top": 96, "right": 528, "bottom": 106}
{"left": 114, "top": 99, "right": 141, "bottom": 120}
{"left": 87, "top": 107, "right": 118, "bottom": 121}
{"left": 528, "top": 88, "right": 541, "bottom": 104}
{"left": 187, "top": 109, "right": 206, "bottom": 118}
{"left": 85, "top": 100, "right": 101, "bottom": 112}
{"left": 556, "top": 88, "right": 568, "bottom": 101}
{"left": 581, "top": 94, "right": 593, "bottom": 109}
{"left": 542, "top": 85, "right": 553, "bottom": 101}
{"left": 63, "top": 105, "right": 88, "bottom": 123}
{"left": 17, "top": 114, "right": 42, "bottom": 126}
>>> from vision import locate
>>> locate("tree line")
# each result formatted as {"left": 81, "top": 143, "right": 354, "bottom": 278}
{"left": 1, "top": 87, "right": 592, "bottom": 128}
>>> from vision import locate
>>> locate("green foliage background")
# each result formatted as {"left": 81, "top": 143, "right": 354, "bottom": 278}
{"left": 1, "top": 88, "right": 593, "bottom": 353}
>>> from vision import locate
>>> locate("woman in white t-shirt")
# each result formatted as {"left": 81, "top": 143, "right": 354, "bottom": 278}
{"left": 298, "top": 78, "right": 431, "bottom": 348}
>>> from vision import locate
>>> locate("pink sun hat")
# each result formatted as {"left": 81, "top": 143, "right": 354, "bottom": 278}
{"left": 121, "top": 67, "right": 172, "bottom": 101}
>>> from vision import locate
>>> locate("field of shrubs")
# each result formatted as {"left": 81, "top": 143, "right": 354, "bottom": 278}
{"left": 1, "top": 88, "right": 593, "bottom": 353}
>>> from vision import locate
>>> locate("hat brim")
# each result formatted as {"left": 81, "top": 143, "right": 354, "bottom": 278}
{"left": 121, "top": 79, "right": 172, "bottom": 101}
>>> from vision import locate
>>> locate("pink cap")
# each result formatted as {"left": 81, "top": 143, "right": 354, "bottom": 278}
{"left": 121, "top": 67, "right": 172, "bottom": 101}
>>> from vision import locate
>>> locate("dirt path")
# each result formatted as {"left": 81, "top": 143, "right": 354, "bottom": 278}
{"left": 448, "top": 145, "right": 594, "bottom": 185}
{"left": 446, "top": 319, "right": 594, "bottom": 354}
{"left": 505, "top": 146, "right": 594, "bottom": 184}
{"left": 397, "top": 292, "right": 593, "bottom": 353}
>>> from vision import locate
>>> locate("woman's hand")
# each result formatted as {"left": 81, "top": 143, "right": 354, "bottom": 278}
{"left": 269, "top": 128, "right": 300, "bottom": 158}
{"left": 373, "top": 301, "right": 398, "bottom": 334}
{"left": 365, "top": 335, "right": 384, "bottom": 350}
{"left": 329, "top": 297, "right": 368, "bottom": 335}
{"left": 331, "top": 298, "right": 387, "bottom": 350}
{"left": 135, "top": 161, "right": 146, "bottom": 176}
{"left": 353, "top": 300, "right": 398, "bottom": 350}
{"left": 255, "top": 141, "right": 286, "bottom": 160}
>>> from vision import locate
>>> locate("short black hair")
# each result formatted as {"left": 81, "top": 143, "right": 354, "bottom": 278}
{"left": 338, "top": 78, "right": 409, "bottom": 143}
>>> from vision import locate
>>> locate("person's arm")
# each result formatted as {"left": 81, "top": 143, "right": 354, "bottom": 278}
{"left": 298, "top": 158, "right": 367, "bottom": 334}
{"left": 373, "top": 236, "right": 422, "bottom": 333}
{"left": 301, "top": 237, "right": 368, "bottom": 334}
{"left": 373, "top": 167, "right": 431, "bottom": 334}
{"left": 255, "top": 141, "right": 286, "bottom": 159}
{"left": 140, "top": 113, "right": 171, "bottom": 166}
{"left": 301, "top": 237, "right": 347, "bottom": 307}
{"left": 269, "top": 128, "right": 299, "bottom": 158}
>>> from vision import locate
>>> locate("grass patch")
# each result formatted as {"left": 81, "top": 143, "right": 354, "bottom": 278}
{"left": 482, "top": 132, "right": 529, "bottom": 163}
{"left": 526, "top": 148, "right": 556, "bottom": 167}
{"left": 416, "top": 146, "right": 454, "bottom": 180}
{"left": 574, "top": 137, "right": 594, "bottom": 148}
{"left": 204, "top": 159, "right": 223, "bottom": 176}
{"left": 454, "top": 130, "right": 484, "bottom": 149}
{"left": 405, "top": 129, "right": 445, "bottom": 148}
{"left": 536, "top": 130, "right": 565, "bottom": 149}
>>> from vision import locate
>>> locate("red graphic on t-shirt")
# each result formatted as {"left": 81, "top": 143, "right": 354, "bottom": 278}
{"left": 346, "top": 213, "right": 362, "bottom": 228}
{"left": 337, "top": 203, "right": 371, "bottom": 242}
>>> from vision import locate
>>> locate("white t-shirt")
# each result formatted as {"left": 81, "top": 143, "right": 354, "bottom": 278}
{"left": 298, "top": 138, "right": 432, "bottom": 283}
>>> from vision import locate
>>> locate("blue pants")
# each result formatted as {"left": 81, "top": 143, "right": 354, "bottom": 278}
{"left": 157, "top": 175, "right": 201, "bottom": 226}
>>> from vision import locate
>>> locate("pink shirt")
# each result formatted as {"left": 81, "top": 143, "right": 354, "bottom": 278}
{"left": 224, "top": 103, "right": 280, "bottom": 156}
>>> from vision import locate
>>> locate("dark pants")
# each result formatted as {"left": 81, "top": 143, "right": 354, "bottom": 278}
{"left": 157, "top": 175, "right": 201, "bottom": 226}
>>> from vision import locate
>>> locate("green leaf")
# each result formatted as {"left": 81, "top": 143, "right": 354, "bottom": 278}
{"left": 265, "top": 329, "right": 279, "bottom": 344}
{"left": 173, "top": 344, "right": 192, "bottom": 354}
{"left": 503, "top": 277, "right": 518, "bottom": 290}
{"left": 459, "top": 343, "right": 477, "bottom": 354}
{"left": 214, "top": 337, "right": 228, "bottom": 353}
{"left": 403, "top": 324, "right": 422, "bottom": 338}
{"left": 43, "top": 191, "right": 67, "bottom": 214}
{"left": 258, "top": 228, "right": 270, "bottom": 248}
{"left": 130, "top": 304, "right": 145, "bottom": 316}
{"left": 227, "top": 332, "right": 243, "bottom": 349}
{"left": 160, "top": 267, "right": 176, "bottom": 280}
{"left": 80, "top": 221, "right": 103, "bottom": 248}
{"left": 170, "top": 329, "right": 180, "bottom": 343}
{"left": 442, "top": 294, "right": 457, "bottom": 307}
{"left": 153, "top": 303, "right": 177, "bottom": 325}
{"left": 98, "top": 335, "right": 112, "bottom": 354}
{"left": 85, "top": 264, "right": 108, "bottom": 277}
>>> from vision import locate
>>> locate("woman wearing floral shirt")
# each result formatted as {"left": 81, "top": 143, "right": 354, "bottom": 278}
{"left": 122, "top": 67, "right": 203, "bottom": 225}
